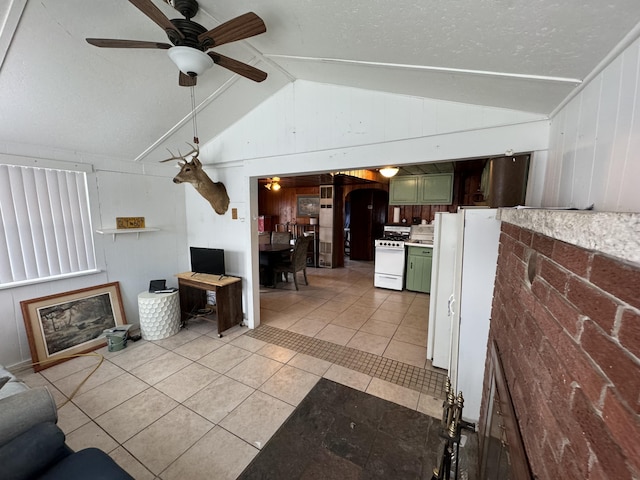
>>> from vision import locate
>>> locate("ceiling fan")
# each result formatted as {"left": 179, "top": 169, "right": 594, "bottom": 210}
{"left": 86, "top": 0, "right": 267, "bottom": 86}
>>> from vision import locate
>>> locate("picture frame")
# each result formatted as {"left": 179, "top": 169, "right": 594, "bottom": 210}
{"left": 297, "top": 195, "right": 320, "bottom": 217}
{"left": 21, "top": 282, "right": 126, "bottom": 372}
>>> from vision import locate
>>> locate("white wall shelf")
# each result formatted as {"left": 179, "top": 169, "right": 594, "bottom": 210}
{"left": 96, "top": 228, "right": 160, "bottom": 241}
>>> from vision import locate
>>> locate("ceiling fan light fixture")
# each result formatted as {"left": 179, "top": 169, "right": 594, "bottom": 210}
{"left": 380, "top": 166, "right": 399, "bottom": 178}
{"left": 168, "top": 46, "right": 214, "bottom": 76}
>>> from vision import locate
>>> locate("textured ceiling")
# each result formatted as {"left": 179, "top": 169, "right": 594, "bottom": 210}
{"left": 1, "top": 0, "right": 640, "bottom": 163}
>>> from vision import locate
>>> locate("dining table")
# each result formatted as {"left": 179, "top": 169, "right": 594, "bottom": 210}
{"left": 259, "top": 243, "right": 292, "bottom": 286}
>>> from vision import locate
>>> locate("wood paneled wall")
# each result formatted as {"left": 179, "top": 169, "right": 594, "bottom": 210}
{"left": 259, "top": 183, "right": 390, "bottom": 227}
{"left": 259, "top": 165, "right": 485, "bottom": 230}
{"left": 258, "top": 186, "right": 319, "bottom": 226}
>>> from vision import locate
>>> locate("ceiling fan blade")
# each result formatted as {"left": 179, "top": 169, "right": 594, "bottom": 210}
{"left": 86, "top": 38, "right": 172, "bottom": 49}
{"left": 208, "top": 52, "right": 267, "bottom": 82}
{"left": 198, "top": 12, "right": 266, "bottom": 48}
{"left": 129, "top": 0, "right": 184, "bottom": 38}
{"left": 179, "top": 71, "right": 197, "bottom": 87}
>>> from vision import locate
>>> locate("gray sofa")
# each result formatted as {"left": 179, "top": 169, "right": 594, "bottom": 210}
{"left": 0, "top": 365, "right": 29, "bottom": 399}
{"left": 0, "top": 367, "right": 133, "bottom": 480}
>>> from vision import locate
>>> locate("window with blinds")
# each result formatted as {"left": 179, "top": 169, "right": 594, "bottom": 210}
{"left": 0, "top": 164, "right": 97, "bottom": 287}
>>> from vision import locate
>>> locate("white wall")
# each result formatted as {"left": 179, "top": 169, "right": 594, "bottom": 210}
{"left": 94, "top": 170, "right": 188, "bottom": 316}
{"left": 544, "top": 37, "right": 640, "bottom": 212}
{"left": 204, "top": 81, "right": 548, "bottom": 163}
{"left": 183, "top": 163, "right": 254, "bottom": 327}
{"left": 0, "top": 151, "right": 187, "bottom": 368}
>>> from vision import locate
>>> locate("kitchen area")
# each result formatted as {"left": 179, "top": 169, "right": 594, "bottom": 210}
{"left": 373, "top": 154, "right": 530, "bottom": 291}
{"left": 257, "top": 154, "right": 530, "bottom": 385}
{"left": 373, "top": 222, "right": 434, "bottom": 293}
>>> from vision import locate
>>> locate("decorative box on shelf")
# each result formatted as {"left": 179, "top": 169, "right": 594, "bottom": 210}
{"left": 116, "top": 217, "right": 145, "bottom": 229}
{"left": 96, "top": 216, "right": 159, "bottom": 241}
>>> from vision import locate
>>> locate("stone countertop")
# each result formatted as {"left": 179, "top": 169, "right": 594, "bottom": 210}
{"left": 405, "top": 241, "right": 434, "bottom": 248}
{"left": 498, "top": 208, "right": 640, "bottom": 265}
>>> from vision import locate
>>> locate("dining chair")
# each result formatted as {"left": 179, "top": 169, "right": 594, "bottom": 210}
{"left": 258, "top": 232, "right": 271, "bottom": 245}
{"left": 271, "top": 231, "right": 291, "bottom": 245}
{"left": 273, "top": 235, "right": 312, "bottom": 290}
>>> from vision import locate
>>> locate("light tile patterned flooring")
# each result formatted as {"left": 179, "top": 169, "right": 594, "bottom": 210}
{"left": 246, "top": 325, "right": 446, "bottom": 396}
{"left": 13, "top": 259, "right": 447, "bottom": 479}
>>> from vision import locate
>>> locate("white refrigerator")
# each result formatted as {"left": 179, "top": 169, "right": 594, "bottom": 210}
{"left": 427, "top": 208, "right": 501, "bottom": 422}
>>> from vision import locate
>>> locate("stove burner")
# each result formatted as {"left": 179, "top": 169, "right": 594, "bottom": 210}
{"left": 379, "top": 235, "right": 408, "bottom": 241}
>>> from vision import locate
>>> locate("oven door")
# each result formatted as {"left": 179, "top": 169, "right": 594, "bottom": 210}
{"left": 374, "top": 246, "right": 406, "bottom": 290}
{"left": 374, "top": 247, "right": 406, "bottom": 276}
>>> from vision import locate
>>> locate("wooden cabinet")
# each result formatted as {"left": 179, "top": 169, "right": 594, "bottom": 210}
{"left": 390, "top": 173, "right": 453, "bottom": 205}
{"left": 406, "top": 246, "right": 433, "bottom": 293}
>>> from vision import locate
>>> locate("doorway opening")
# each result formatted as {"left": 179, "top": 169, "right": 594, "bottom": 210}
{"left": 345, "top": 189, "right": 388, "bottom": 261}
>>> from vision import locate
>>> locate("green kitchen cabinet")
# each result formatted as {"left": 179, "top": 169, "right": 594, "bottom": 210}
{"left": 406, "top": 246, "right": 433, "bottom": 293}
{"left": 390, "top": 173, "right": 454, "bottom": 205}
{"left": 419, "top": 173, "right": 453, "bottom": 205}
{"left": 389, "top": 176, "right": 419, "bottom": 204}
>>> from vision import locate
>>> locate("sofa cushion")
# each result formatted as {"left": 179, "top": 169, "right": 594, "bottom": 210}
{"left": 0, "top": 422, "right": 71, "bottom": 480}
{"left": 0, "top": 387, "right": 57, "bottom": 446}
{"left": 39, "top": 448, "right": 134, "bottom": 480}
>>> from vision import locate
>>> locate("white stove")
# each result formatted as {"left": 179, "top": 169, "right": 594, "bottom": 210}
{"left": 374, "top": 225, "right": 410, "bottom": 290}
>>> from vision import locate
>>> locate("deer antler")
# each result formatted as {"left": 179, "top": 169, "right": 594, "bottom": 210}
{"left": 159, "top": 143, "right": 200, "bottom": 163}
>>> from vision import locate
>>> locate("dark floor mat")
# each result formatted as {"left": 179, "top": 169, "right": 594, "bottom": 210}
{"left": 238, "top": 378, "right": 477, "bottom": 480}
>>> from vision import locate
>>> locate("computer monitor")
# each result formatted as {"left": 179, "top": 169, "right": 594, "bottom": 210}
{"left": 190, "top": 247, "right": 226, "bottom": 276}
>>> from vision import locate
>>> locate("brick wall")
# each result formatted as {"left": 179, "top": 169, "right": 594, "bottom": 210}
{"left": 481, "top": 222, "right": 640, "bottom": 479}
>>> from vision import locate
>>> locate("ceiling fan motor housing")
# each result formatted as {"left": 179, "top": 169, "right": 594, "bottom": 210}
{"left": 173, "top": 0, "right": 198, "bottom": 20}
{"left": 168, "top": 18, "right": 207, "bottom": 49}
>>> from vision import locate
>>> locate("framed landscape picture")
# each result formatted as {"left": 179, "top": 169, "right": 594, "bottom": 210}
{"left": 21, "top": 282, "right": 126, "bottom": 371}
{"left": 297, "top": 195, "right": 320, "bottom": 217}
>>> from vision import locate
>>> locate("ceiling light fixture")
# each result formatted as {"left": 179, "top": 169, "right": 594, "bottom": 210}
{"left": 380, "top": 166, "right": 399, "bottom": 178}
{"left": 265, "top": 177, "right": 281, "bottom": 191}
{"left": 167, "top": 46, "right": 214, "bottom": 77}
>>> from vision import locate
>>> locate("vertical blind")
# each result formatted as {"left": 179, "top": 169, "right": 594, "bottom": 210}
{"left": 0, "top": 164, "right": 96, "bottom": 285}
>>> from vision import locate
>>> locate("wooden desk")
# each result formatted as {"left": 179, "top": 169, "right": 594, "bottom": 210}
{"left": 259, "top": 244, "right": 291, "bottom": 286}
{"left": 175, "top": 272, "right": 243, "bottom": 337}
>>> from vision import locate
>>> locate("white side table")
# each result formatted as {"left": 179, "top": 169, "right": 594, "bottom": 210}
{"left": 137, "top": 291, "right": 181, "bottom": 340}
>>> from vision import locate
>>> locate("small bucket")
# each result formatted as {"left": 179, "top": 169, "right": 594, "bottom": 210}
{"left": 105, "top": 331, "right": 127, "bottom": 352}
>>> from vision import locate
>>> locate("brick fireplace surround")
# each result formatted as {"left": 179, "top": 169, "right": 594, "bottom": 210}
{"left": 480, "top": 210, "right": 640, "bottom": 479}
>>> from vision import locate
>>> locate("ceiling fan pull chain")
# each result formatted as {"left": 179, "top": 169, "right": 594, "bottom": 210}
{"left": 190, "top": 85, "right": 199, "bottom": 145}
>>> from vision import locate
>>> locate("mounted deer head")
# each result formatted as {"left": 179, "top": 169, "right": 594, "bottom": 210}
{"left": 160, "top": 144, "right": 230, "bottom": 215}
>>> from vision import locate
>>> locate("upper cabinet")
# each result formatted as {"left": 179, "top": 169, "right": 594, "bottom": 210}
{"left": 418, "top": 173, "right": 453, "bottom": 204}
{"left": 390, "top": 173, "right": 453, "bottom": 205}
{"left": 389, "top": 176, "right": 420, "bottom": 204}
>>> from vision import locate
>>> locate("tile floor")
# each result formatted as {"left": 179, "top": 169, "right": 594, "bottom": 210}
{"left": 13, "top": 259, "right": 448, "bottom": 479}
{"left": 261, "top": 259, "right": 436, "bottom": 370}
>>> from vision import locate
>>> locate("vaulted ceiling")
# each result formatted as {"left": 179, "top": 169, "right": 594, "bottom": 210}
{"left": 1, "top": 0, "right": 640, "bottom": 164}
